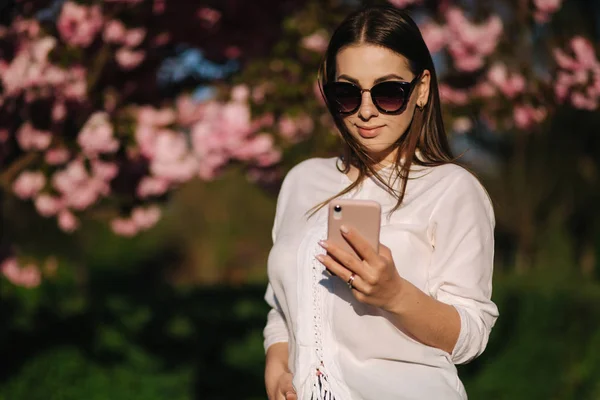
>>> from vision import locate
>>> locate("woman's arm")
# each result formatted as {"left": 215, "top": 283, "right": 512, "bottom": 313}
{"left": 385, "top": 278, "right": 460, "bottom": 354}
{"left": 265, "top": 342, "right": 296, "bottom": 400}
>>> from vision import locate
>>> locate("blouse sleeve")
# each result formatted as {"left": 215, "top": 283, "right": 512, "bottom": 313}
{"left": 427, "top": 170, "right": 499, "bottom": 365}
{"left": 262, "top": 173, "right": 292, "bottom": 353}
{"left": 263, "top": 284, "right": 289, "bottom": 352}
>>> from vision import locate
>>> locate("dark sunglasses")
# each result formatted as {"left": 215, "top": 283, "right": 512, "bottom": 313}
{"left": 323, "top": 74, "right": 422, "bottom": 115}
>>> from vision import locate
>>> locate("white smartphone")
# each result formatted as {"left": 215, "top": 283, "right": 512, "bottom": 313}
{"left": 327, "top": 199, "right": 381, "bottom": 259}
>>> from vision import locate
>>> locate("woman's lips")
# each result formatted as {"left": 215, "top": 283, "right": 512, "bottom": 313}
{"left": 356, "top": 125, "right": 384, "bottom": 138}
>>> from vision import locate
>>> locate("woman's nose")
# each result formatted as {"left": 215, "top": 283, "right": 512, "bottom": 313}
{"left": 357, "top": 90, "right": 378, "bottom": 120}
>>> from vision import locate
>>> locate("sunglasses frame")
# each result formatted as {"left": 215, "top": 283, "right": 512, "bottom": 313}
{"left": 324, "top": 74, "right": 422, "bottom": 115}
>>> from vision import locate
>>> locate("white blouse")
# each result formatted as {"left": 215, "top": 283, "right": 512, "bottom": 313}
{"left": 263, "top": 157, "right": 499, "bottom": 400}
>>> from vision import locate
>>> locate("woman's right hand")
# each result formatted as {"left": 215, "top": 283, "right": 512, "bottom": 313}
{"left": 267, "top": 371, "right": 296, "bottom": 400}
{"left": 265, "top": 342, "right": 296, "bottom": 400}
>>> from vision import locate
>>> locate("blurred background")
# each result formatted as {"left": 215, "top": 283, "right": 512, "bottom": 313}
{"left": 1, "top": 0, "right": 600, "bottom": 399}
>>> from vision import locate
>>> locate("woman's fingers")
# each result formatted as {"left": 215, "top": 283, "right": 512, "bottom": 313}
{"left": 285, "top": 391, "right": 297, "bottom": 400}
{"left": 278, "top": 372, "right": 296, "bottom": 400}
{"left": 316, "top": 253, "right": 366, "bottom": 293}
{"left": 318, "top": 239, "right": 367, "bottom": 278}
{"left": 338, "top": 225, "right": 380, "bottom": 265}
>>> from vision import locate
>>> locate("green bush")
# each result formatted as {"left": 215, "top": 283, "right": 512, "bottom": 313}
{"left": 2, "top": 277, "right": 600, "bottom": 400}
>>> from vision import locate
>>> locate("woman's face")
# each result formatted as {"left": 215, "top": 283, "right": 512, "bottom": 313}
{"left": 335, "top": 44, "right": 430, "bottom": 164}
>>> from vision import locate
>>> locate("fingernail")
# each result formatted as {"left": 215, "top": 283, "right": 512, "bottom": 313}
{"left": 315, "top": 254, "right": 325, "bottom": 262}
{"left": 340, "top": 225, "right": 349, "bottom": 234}
{"left": 318, "top": 240, "right": 328, "bottom": 248}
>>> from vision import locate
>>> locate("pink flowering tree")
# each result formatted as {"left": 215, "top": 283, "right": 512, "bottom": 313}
{"left": 0, "top": 0, "right": 301, "bottom": 289}
{"left": 2, "top": 0, "right": 600, "bottom": 290}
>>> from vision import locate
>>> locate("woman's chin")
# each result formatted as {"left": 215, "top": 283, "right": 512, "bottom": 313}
{"left": 361, "top": 142, "right": 395, "bottom": 158}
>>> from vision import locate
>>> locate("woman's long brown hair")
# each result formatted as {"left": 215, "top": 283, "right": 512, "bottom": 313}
{"left": 309, "top": 5, "right": 457, "bottom": 217}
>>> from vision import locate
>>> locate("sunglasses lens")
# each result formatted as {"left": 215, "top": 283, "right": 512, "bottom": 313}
{"left": 371, "top": 82, "right": 407, "bottom": 112}
{"left": 326, "top": 82, "right": 361, "bottom": 113}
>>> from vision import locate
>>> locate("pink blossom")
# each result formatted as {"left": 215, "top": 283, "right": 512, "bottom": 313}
{"left": 301, "top": 31, "right": 329, "bottom": 53}
{"left": 57, "top": 2, "right": 103, "bottom": 48}
{"left": 513, "top": 104, "right": 547, "bottom": 130}
{"left": 0, "top": 129, "right": 8, "bottom": 143}
{"left": 52, "top": 159, "right": 88, "bottom": 193}
{"left": 52, "top": 102, "right": 67, "bottom": 121}
{"left": 124, "top": 28, "right": 146, "bottom": 47}
{"left": 31, "top": 37, "right": 57, "bottom": 63}
{"left": 137, "top": 176, "right": 170, "bottom": 198}
{"left": 438, "top": 84, "right": 470, "bottom": 105}
{"left": 533, "top": 0, "right": 562, "bottom": 22}
{"left": 220, "top": 102, "right": 253, "bottom": 138}
{"left": 153, "top": 32, "right": 171, "bottom": 46}
{"left": 45, "top": 147, "right": 70, "bottom": 165}
{"left": 137, "top": 106, "right": 176, "bottom": 127}
{"left": 231, "top": 85, "right": 250, "bottom": 102}
{"left": 1, "top": 258, "right": 41, "bottom": 288}
{"left": 231, "top": 134, "right": 280, "bottom": 167}
{"left": 14, "top": 18, "right": 41, "bottom": 38}
{"left": 52, "top": 159, "right": 105, "bottom": 210}
{"left": 57, "top": 209, "right": 79, "bottom": 232}
{"left": 115, "top": 48, "right": 145, "bottom": 70}
{"left": 150, "top": 130, "right": 198, "bottom": 182}
{"left": 153, "top": 0, "right": 166, "bottom": 14}
{"left": 135, "top": 125, "right": 158, "bottom": 158}
{"left": 472, "top": 81, "right": 496, "bottom": 98}
{"left": 487, "top": 63, "right": 526, "bottom": 98}
{"left": 255, "top": 148, "right": 282, "bottom": 167}
{"left": 278, "top": 114, "right": 314, "bottom": 143}
{"left": 419, "top": 22, "right": 446, "bottom": 53}
{"left": 553, "top": 37, "right": 598, "bottom": 71}
{"left": 388, "top": 0, "right": 423, "bottom": 7}
{"left": 111, "top": 218, "right": 138, "bottom": 237}
{"left": 553, "top": 37, "right": 600, "bottom": 109}
{"left": 77, "top": 112, "right": 119, "bottom": 156}
{"left": 278, "top": 116, "right": 297, "bottom": 141}
{"left": 65, "top": 179, "right": 104, "bottom": 210}
{"left": 252, "top": 85, "right": 267, "bottom": 103}
{"left": 534, "top": 0, "right": 562, "bottom": 13}
{"left": 445, "top": 8, "right": 503, "bottom": 72}
{"left": 16, "top": 123, "right": 52, "bottom": 151}
{"left": 197, "top": 154, "right": 227, "bottom": 180}
{"left": 103, "top": 20, "right": 126, "bottom": 44}
{"left": 91, "top": 160, "right": 118, "bottom": 181}
{"left": 452, "top": 117, "right": 472, "bottom": 133}
{"left": 63, "top": 78, "right": 87, "bottom": 101}
{"left": 252, "top": 113, "right": 275, "bottom": 130}
{"left": 571, "top": 92, "right": 598, "bottom": 110}
{"left": 34, "top": 194, "right": 64, "bottom": 217}
{"left": 197, "top": 7, "right": 221, "bottom": 28}
{"left": 571, "top": 37, "right": 598, "bottom": 69}
{"left": 452, "top": 54, "right": 485, "bottom": 73}
{"left": 131, "top": 205, "right": 161, "bottom": 230}
{"left": 135, "top": 106, "right": 177, "bottom": 158}
{"left": 13, "top": 170, "right": 46, "bottom": 199}
{"left": 175, "top": 96, "right": 209, "bottom": 126}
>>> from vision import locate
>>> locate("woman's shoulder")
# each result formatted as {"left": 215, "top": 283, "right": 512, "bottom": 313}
{"left": 417, "top": 162, "right": 486, "bottom": 191}
{"left": 425, "top": 162, "right": 495, "bottom": 220}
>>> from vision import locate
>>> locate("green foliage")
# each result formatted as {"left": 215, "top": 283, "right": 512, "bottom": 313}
{"left": 0, "top": 347, "right": 192, "bottom": 400}
{"left": 3, "top": 276, "right": 600, "bottom": 399}
{"left": 459, "top": 277, "right": 600, "bottom": 400}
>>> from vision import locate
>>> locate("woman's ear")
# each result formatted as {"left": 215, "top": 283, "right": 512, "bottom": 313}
{"left": 416, "top": 69, "right": 431, "bottom": 107}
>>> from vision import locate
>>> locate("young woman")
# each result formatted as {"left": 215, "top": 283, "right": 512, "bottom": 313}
{"left": 263, "top": 5, "right": 498, "bottom": 400}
